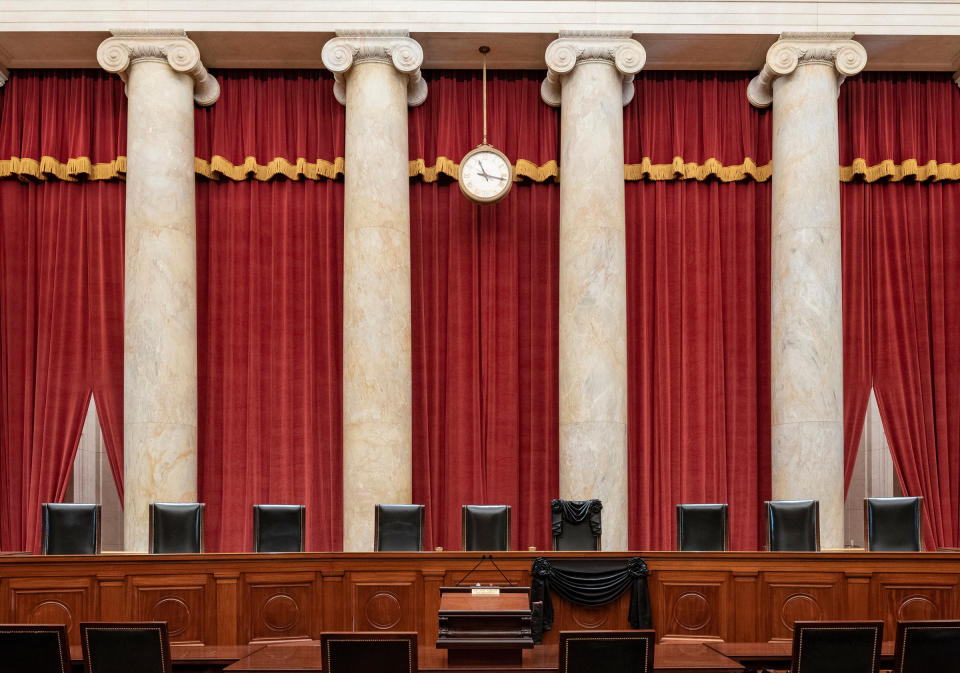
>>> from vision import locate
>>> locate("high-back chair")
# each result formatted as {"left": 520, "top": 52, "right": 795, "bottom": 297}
{"left": 891, "top": 620, "right": 960, "bottom": 673}
{"left": 864, "top": 496, "right": 924, "bottom": 551}
{"left": 676, "top": 503, "right": 729, "bottom": 551}
{"left": 374, "top": 504, "right": 425, "bottom": 551}
{"left": 766, "top": 499, "right": 820, "bottom": 551}
{"left": 149, "top": 503, "right": 205, "bottom": 554}
{"left": 320, "top": 632, "right": 417, "bottom": 673}
{"left": 551, "top": 499, "right": 602, "bottom": 551}
{"left": 789, "top": 621, "right": 883, "bottom": 673}
{"left": 41, "top": 503, "right": 101, "bottom": 555}
{"left": 253, "top": 504, "right": 305, "bottom": 552}
{"left": 461, "top": 505, "right": 511, "bottom": 551}
{"left": 559, "top": 630, "right": 656, "bottom": 673}
{"left": 80, "top": 621, "right": 172, "bottom": 673}
{"left": 0, "top": 624, "right": 71, "bottom": 673}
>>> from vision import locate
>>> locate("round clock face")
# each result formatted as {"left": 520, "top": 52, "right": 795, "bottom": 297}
{"left": 459, "top": 146, "right": 513, "bottom": 204}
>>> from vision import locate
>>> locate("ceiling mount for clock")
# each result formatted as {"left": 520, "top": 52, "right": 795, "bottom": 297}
{"left": 459, "top": 46, "right": 513, "bottom": 205}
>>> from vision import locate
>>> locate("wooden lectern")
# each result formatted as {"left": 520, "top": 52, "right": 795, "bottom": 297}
{"left": 436, "top": 586, "right": 534, "bottom": 666}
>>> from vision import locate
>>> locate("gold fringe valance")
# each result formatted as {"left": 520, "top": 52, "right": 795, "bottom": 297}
{"left": 5, "top": 154, "right": 960, "bottom": 185}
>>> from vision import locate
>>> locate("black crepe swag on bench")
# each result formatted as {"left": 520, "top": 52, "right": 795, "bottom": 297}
{"left": 530, "top": 556, "right": 652, "bottom": 641}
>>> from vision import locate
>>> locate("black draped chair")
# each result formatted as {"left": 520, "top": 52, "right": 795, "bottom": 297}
{"left": 892, "top": 620, "right": 960, "bottom": 673}
{"left": 789, "top": 621, "right": 882, "bottom": 673}
{"left": 864, "top": 496, "right": 924, "bottom": 551}
{"left": 149, "top": 503, "right": 204, "bottom": 554}
{"left": 253, "top": 504, "right": 305, "bottom": 552}
{"left": 551, "top": 499, "right": 601, "bottom": 551}
{"left": 766, "top": 499, "right": 820, "bottom": 551}
{"left": 80, "top": 621, "right": 172, "bottom": 673}
{"left": 462, "top": 505, "right": 510, "bottom": 551}
{"left": 559, "top": 630, "right": 656, "bottom": 673}
{"left": 0, "top": 624, "right": 71, "bottom": 673}
{"left": 320, "top": 632, "right": 417, "bottom": 673}
{"left": 375, "top": 504, "right": 425, "bottom": 551}
{"left": 41, "top": 502, "right": 101, "bottom": 554}
{"left": 676, "top": 503, "right": 728, "bottom": 551}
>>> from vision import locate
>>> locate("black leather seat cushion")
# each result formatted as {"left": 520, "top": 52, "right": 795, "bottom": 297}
{"left": 767, "top": 499, "right": 819, "bottom": 551}
{"left": 253, "top": 504, "right": 304, "bottom": 552}
{"left": 150, "top": 503, "right": 204, "bottom": 554}
{"left": 894, "top": 621, "right": 960, "bottom": 673}
{"left": 462, "top": 505, "right": 510, "bottom": 551}
{"left": 80, "top": 622, "right": 171, "bottom": 673}
{"left": 321, "top": 634, "right": 417, "bottom": 673}
{"left": 375, "top": 504, "right": 424, "bottom": 551}
{"left": 676, "top": 503, "right": 728, "bottom": 551}
{"left": 42, "top": 502, "right": 100, "bottom": 555}
{"left": 559, "top": 631, "right": 655, "bottom": 673}
{"left": 0, "top": 625, "right": 70, "bottom": 673}
{"left": 791, "top": 622, "right": 882, "bottom": 673}
{"left": 866, "top": 497, "right": 922, "bottom": 552}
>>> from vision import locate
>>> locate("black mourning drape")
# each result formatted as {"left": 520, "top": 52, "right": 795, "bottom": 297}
{"left": 550, "top": 499, "right": 603, "bottom": 538}
{"left": 530, "top": 557, "right": 652, "bottom": 638}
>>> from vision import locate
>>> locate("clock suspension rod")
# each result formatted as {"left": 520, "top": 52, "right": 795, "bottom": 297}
{"left": 480, "top": 45, "right": 490, "bottom": 145}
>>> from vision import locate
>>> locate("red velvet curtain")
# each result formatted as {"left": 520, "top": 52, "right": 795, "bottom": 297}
{"left": 625, "top": 73, "right": 772, "bottom": 550}
{"left": 195, "top": 71, "right": 344, "bottom": 552}
{"left": 409, "top": 72, "right": 559, "bottom": 551}
{"left": 840, "top": 73, "right": 960, "bottom": 548}
{"left": 0, "top": 71, "right": 125, "bottom": 553}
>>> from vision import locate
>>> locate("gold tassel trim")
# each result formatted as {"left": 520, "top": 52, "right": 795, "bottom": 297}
{"left": 5, "top": 154, "right": 960, "bottom": 184}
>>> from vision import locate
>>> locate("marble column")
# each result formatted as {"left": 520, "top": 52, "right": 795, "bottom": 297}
{"left": 98, "top": 30, "right": 219, "bottom": 551}
{"left": 748, "top": 33, "right": 866, "bottom": 549}
{"left": 542, "top": 31, "right": 645, "bottom": 551}
{"left": 322, "top": 31, "right": 426, "bottom": 552}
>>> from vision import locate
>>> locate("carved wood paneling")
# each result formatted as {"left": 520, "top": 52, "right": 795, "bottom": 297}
{"left": 7, "top": 577, "right": 93, "bottom": 645}
{"left": 874, "top": 573, "right": 960, "bottom": 636}
{"left": 129, "top": 574, "right": 213, "bottom": 645}
{"left": 759, "top": 573, "right": 842, "bottom": 642}
{"left": 349, "top": 572, "right": 419, "bottom": 632}
{"left": 242, "top": 572, "right": 317, "bottom": 644}
{"left": 654, "top": 573, "right": 730, "bottom": 642}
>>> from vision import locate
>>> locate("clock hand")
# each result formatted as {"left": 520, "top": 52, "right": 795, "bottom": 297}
{"left": 478, "top": 161, "right": 493, "bottom": 181}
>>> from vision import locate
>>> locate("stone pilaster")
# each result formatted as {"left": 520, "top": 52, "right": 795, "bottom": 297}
{"left": 322, "top": 30, "right": 425, "bottom": 552}
{"left": 542, "top": 31, "right": 645, "bottom": 551}
{"left": 749, "top": 33, "right": 866, "bottom": 550}
{"left": 97, "top": 30, "right": 218, "bottom": 551}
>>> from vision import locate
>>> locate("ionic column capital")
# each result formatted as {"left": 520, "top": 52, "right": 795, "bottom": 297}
{"left": 97, "top": 29, "right": 220, "bottom": 106}
{"left": 748, "top": 32, "right": 867, "bottom": 108}
{"left": 321, "top": 30, "right": 427, "bottom": 107}
{"left": 541, "top": 30, "right": 646, "bottom": 108}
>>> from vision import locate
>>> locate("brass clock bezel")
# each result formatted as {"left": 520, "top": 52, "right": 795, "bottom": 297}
{"left": 458, "top": 143, "right": 514, "bottom": 205}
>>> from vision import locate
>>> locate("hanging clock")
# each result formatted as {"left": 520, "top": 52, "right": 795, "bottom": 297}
{"left": 459, "top": 143, "right": 513, "bottom": 204}
{"left": 459, "top": 46, "right": 513, "bottom": 205}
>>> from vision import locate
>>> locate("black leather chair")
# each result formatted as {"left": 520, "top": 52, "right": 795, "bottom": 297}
{"left": 149, "top": 503, "right": 205, "bottom": 554}
{"left": 864, "top": 496, "right": 924, "bottom": 552}
{"left": 559, "top": 630, "right": 656, "bottom": 673}
{"left": 0, "top": 624, "right": 71, "bottom": 673}
{"left": 789, "top": 621, "right": 882, "bottom": 673}
{"left": 80, "top": 621, "right": 172, "bottom": 673}
{"left": 676, "top": 503, "right": 728, "bottom": 551}
{"left": 374, "top": 504, "right": 425, "bottom": 551}
{"left": 892, "top": 620, "right": 960, "bottom": 673}
{"left": 765, "top": 499, "right": 820, "bottom": 551}
{"left": 41, "top": 503, "right": 101, "bottom": 555}
{"left": 551, "top": 499, "right": 601, "bottom": 551}
{"left": 462, "top": 505, "right": 510, "bottom": 551}
{"left": 253, "top": 504, "right": 305, "bottom": 552}
{"left": 320, "top": 632, "right": 417, "bottom": 673}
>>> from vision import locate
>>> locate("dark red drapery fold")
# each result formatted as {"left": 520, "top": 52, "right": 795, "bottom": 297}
{"left": 410, "top": 72, "right": 559, "bottom": 551}
{"left": 194, "top": 71, "right": 344, "bottom": 552}
{"left": 842, "top": 180, "right": 960, "bottom": 549}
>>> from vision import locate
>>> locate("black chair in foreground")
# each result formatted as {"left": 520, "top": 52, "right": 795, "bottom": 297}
{"left": 789, "top": 621, "right": 882, "bottom": 673}
{"left": 253, "top": 504, "right": 305, "bottom": 552}
{"left": 551, "top": 499, "right": 602, "bottom": 551}
{"left": 41, "top": 502, "right": 101, "bottom": 555}
{"left": 321, "top": 632, "right": 417, "bottom": 673}
{"left": 0, "top": 624, "right": 71, "bottom": 673}
{"left": 80, "top": 621, "right": 172, "bottom": 673}
{"left": 864, "top": 496, "right": 924, "bottom": 551}
{"left": 374, "top": 504, "right": 425, "bottom": 551}
{"left": 892, "top": 620, "right": 960, "bottom": 673}
{"left": 149, "top": 502, "right": 205, "bottom": 554}
{"left": 766, "top": 499, "right": 820, "bottom": 551}
{"left": 676, "top": 503, "right": 728, "bottom": 551}
{"left": 559, "top": 630, "right": 656, "bottom": 673}
{"left": 462, "top": 505, "right": 511, "bottom": 551}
